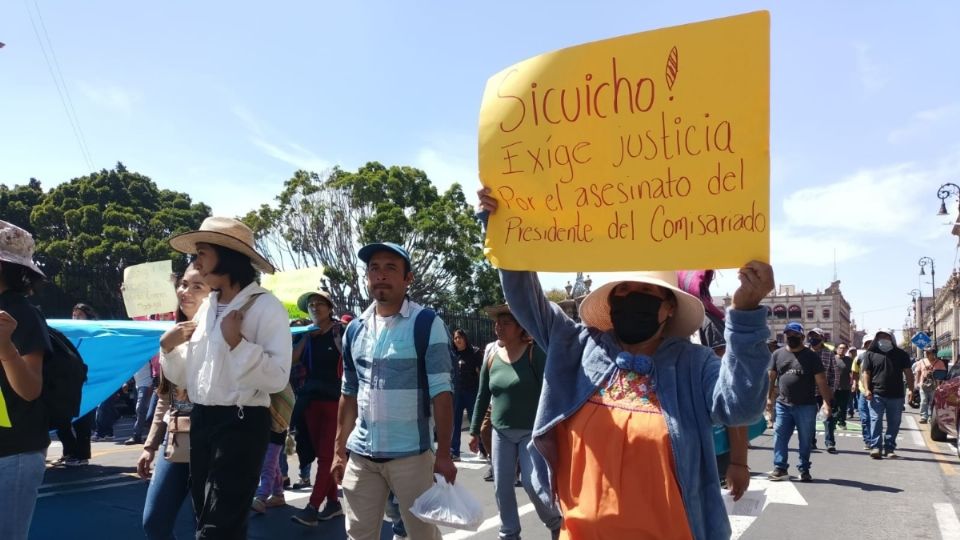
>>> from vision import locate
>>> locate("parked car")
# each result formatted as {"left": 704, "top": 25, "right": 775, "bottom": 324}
{"left": 930, "top": 362, "right": 960, "bottom": 457}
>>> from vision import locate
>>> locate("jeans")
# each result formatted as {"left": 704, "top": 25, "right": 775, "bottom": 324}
{"left": 920, "top": 386, "right": 935, "bottom": 421}
{"left": 146, "top": 390, "right": 160, "bottom": 426}
{"left": 143, "top": 441, "right": 192, "bottom": 540}
{"left": 858, "top": 393, "right": 873, "bottom": 444}
{"left": 451, "top": 388, "right": 477, "bottom": 457}
{"left": 773, "top": 402, "right": 816, "bottom": 473}
{"left": 0, "top": 450, "right": 46, "bottom": 540}
{"left": 492, "top": 428, "right": 562, "bottom": 540}
{"left": 133, "top": 386, "right": 154, "bottom": 441}
{"left": 190, "top": 404, "right": 270, "bottom": 539}
{"left": 256, "top": 441, "right": 284, "bottom": 499}
{"left": 56, "top": 410, "right": 94, "bottom": 460}
{"left": 822, "top": 397, "right": 838, "bottom": 448}
{"left": 95, "top": 394, "right": 119, "bottom": 437}
{"left": 868, "top": 395, "right": 904, "bottom": 452}
{"left": 384, "top": 492, "right": 406, "bottom": 536}
{"left": 832, "top": 390, "right": 850, "bottom": 427}
{"left": 848, "top": 390, "right": 859, "bottom": 416}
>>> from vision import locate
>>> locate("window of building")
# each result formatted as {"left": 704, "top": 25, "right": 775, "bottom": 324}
{"left": 806, "top": 308, "right": 814, "bottom": 320}
{"left": 773, "top": 305, "right": 787, "bottom": 319}
{"left": 788, "top": 305, "right": 802, "bottom": 318}
{"left": 822, "top": 308, "right": 831, "bottom": 320}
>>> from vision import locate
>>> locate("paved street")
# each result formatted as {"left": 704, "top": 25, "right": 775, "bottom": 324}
{"left": 30, "top": 409, "right": 960, "bottom": 539}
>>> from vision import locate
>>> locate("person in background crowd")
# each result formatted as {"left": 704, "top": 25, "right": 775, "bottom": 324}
{"left": 0, "top": 220, "right": 52, "bottom": 540}
{"left": 451, "top": 328, "right": 482, "bottom": 461}
{"left": 807, "top": 328, "right": 839, "bottom": 452}
{"left": 469, "top": 305, "right": 562, "bottom": 540}
{"left": 137, "top": 263, "right": 211, "bottom": 540}
{"left": 678, "top": 270, "right": 752, "bottom": 501}
{"left": 162, "top": 217, "right": 291, "bottom": 539}
{"left": 290, "top": 290, "right": 346, "bottom": 526}
{"left": 125, "top": 360, "right": 155, "bottom": 445}
{"left": 826, "top": 343, "right": 853, "bottom": 434}
{"left": 918, "top": 346, "right": 947, "bottom": 424}
{"left": 768, "top": 322, "right": 833, "bottom": 482}
{"left": 851, "top": 340, "right": 874, "bottom": 449}
{"left": 331, "top": 242, "right": 455, "bottom": 540}
{"left": 478, "top": 189, "right": 774, "bottom": 540}
{"left": 861, "top": 330, "right": 914, "bottom": 459}
{"left": 847, "top": 347, "right": 859, "bottom": 419}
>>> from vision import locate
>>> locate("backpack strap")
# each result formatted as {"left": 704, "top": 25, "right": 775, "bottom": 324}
{"left": 237, "top": 292, "right": 265, "bottom": 314}
{"left": 413, "top": 309, "right": 436, "bottom": 419}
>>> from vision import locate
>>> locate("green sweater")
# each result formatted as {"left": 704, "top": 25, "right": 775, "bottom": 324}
{"left": 469, "top": 343, "right": 546, "bottom": 434}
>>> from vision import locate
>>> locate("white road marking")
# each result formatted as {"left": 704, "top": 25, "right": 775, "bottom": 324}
{"left": 934, "top": 503, "right": 960, "bottom": 539}
{"left": 727, "top": 476, "right": 808, "bottom": 539}
{"left": 903, "top": 415, "right": 926, "bottom": 448}
{"left": 442, "top": 503, "right": 534, "bottom": 539}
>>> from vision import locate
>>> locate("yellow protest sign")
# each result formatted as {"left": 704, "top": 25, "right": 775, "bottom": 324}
{"left": 122, "top": 261, "right": 179, "bottom": 318}
{"left": 260, "top": 266, "right": 325, "bottom": 307}
{"left": 0, "top": 388, "right": 11, "bottom": 428}
{"left": 479, "top": 11, "right": 769, "bottom": 271}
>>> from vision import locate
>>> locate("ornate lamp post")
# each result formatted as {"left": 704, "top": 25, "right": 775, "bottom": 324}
{"left": 937, "top": 182, "right": 960, "bottom": 216}
{"left": 919, "top": 257, "right": 937, "bottom": 348}
{"left": 909, "top": 288, "right": 922, "bottom": 333}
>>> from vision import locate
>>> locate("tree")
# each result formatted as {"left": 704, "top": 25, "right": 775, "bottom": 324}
{"left": 0, "top": 178, "right": 44, "bottom": 233}
{"left": 243, "top": 162, "right": 503, "bottom": 312}
{"left": 28, "top": 163, "right": 210, "bottom": 317}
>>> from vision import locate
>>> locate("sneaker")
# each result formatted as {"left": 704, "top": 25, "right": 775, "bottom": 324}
{"left": 317, "top": 500, "right": 343, "bottom": 521}
{"left": 811, "top": 440, "right": 818, "bottom": 450}
{"left": 52, "top": 456, "right": 70, "bottom": 466}
{"left": 250, "top": 498, "right": 266, "bottom": 514}
{"left": 886, "top": 451, "right": 899, "bottom": 459}
{"left": 483, "top": 466, "right": 494, "bottom": 482}
{"left": 91, "top": 434, "right": 113, "bottom": 442}
{"left": 282, "top": 476, "right": 291, "bottom": 489}
{"left": 799, "top": 471, "right": 812, "bottom": 482}
{"left": 291, "top": 505, "right": 319, "bottom": 527}
{"left": 392, "top": 518, "right": 408, "bottom": 538}
{"left": 767, "top": 468, "right": 789, "bottom": 481}
{"left": 65, "top": 458, "right": 89, "bottom": 467}
{"left": 863, "top": 444, "right": 871, "bottom": 450}
{"left": 451, "top": 454, "right": 461, "bottom": 462}
{"left": 920, "top": 418, "right": 929, "bottom": 424}
{"left": 837, "top": 422, "right": 847, "bottom": 429}
{"left": 870, "top": 448, "right": 882, "bottom": 459}
{"left": 123, "top": 437, "right": 142, "bottom": 446}
{"left": 265, "top": 494, "right": 286, "bottom": 508}
{"left": 292, "top": 477, "right": 312, "bottom": 489}
{"left": 827, "top": 446, "right": 838, "bottom": 454}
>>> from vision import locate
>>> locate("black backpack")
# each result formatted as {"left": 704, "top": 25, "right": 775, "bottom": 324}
{"left": 42, "top": 324, "right": 88, "bottom": 427}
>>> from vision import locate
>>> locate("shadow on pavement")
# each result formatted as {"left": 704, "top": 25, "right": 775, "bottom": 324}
{"left": 819, "top": 477, "right": 903, "bottom": 493}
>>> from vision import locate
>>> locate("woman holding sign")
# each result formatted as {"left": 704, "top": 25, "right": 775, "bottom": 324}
{"left": 478, "top": 189, "right": 773, "bottom": 540}
{"left": 138, "top": 263, "right": 211, "bottom": 540}
{"left": 160, "top": 217, "right": 291, "bottom": 539}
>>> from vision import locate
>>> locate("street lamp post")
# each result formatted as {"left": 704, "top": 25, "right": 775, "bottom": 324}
{"left": 919, "top": 257, "right": 937, "bottom": 349}
{"left": 937, "top": 182, "right": 960, "bottom": 216}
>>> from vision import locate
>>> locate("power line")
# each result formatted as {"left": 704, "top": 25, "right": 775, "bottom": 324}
{"left": 24, "top": 0, "right": 95, "bottom": 171}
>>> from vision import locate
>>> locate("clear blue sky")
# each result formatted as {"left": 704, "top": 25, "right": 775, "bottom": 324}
{"left": 3, "top": 1, "right": 960, "bottom": 335}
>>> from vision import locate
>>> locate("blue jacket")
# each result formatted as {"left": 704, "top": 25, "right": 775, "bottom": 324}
{"left": 501, "top": 270, "right": 770, "bottom": 540}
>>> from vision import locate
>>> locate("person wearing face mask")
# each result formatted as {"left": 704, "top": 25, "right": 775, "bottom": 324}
{"left": 767, "top": 323, "right": 833, "bottom": 482}
{"left": 860, "top": 330, "right": 914, "bottom": 459}
{"left": 806, "top": 328, "right": 840, "bottom": 453}
{"left": 476, "top": 189, "right": 774, "bottom": 540}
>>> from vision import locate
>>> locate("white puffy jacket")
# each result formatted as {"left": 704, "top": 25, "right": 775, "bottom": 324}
{"left": 161, "top": 283, "right": 291, "bottom": 408}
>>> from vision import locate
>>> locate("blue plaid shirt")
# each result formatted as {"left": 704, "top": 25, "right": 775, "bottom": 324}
{"left": 342, "top": 299, "right": 453, "bottom": 458}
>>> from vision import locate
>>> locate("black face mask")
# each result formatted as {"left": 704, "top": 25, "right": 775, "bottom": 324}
{"left": 609, "top": 292, "right": 665, "bottom": 344}
{"left": 786, "top": 335, "right": 804, "bottom": 349}
{"left": 808, "top": 337, "right": 822, "bottom": 347}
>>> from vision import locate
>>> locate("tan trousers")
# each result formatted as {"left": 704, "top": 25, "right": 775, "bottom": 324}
{"left": 342, "top": 451, "right": 441, "bottom": 540}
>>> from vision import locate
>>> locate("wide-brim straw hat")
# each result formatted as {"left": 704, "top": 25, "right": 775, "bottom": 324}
{"left": 297, "top": 290, "right": 334, "bottom": 314}
{"left": 0, "top": 220, "right": 45, "bottom": 277}
{"left": 483, "top": 303, "right": 513, "bottom": 318}
{"left": 578, "top": 271, "right": 705, "bottom": 339}
{"left": 168, "top": 217, "right": 275, "bottom": 274}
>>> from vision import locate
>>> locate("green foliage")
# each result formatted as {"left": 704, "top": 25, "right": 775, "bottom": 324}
{"left": 11, "top": 163, "right": 210, "bottom": 317}
{"left": 247, "top": 163, "right": 499, "bottom": 311}
{"left": 545, "top": 288, "right": 570, "bottom": 303}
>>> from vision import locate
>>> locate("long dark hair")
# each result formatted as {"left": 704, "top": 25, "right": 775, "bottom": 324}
{"left": 73, "top": 303, "right": 99, "bottom": 320}
{"left": 453, "top": 328, "right": 472, "bottom": 350}
{"left": 205, "top": 244, "right": 257, "bottom": 288}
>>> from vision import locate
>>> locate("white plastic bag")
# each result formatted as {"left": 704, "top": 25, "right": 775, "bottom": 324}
{"left": 410, "top": 474, "right": 484, "bottom": 531}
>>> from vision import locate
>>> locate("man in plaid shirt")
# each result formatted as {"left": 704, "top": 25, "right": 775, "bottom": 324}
{"left": 808, "top": 328, "right": 841, "bottom": 453}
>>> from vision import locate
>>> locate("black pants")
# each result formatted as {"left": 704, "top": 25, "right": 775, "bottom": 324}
{"left": 190, "top": 404, "right": 270, "bottom": 540}
{"left": 56, "top": 410, "right": 94, "bottom": 460}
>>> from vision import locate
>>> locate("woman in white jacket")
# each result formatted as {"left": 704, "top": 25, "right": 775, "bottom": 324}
{"left": 161, "top": 217, "right": 291, "bottom": 539}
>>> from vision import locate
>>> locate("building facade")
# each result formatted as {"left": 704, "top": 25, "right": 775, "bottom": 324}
{"left": 918, "top": 270, "right": 960, "bottom": 364}
{"left": 721, "top": 280, "right": 854, "bottom": 346}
